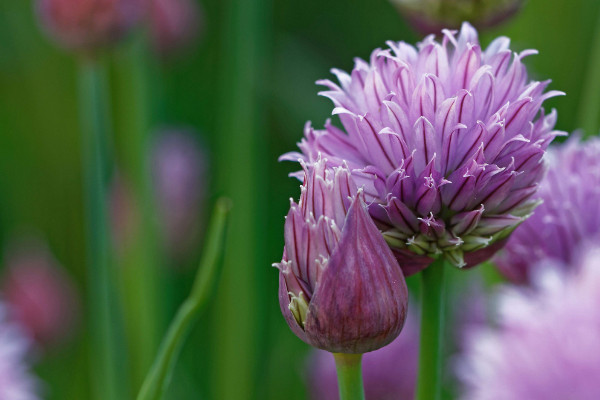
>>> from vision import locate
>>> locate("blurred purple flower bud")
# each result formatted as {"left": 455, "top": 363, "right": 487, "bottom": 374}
{"left": 147, "top": 0, "right": 203, "bottom": 57}
{"left": 274, "top": 158, "right": 408, "bottom": 354}
{"left": 458, "top": 247, "right": 600, "bottom": 400}
{"left": 495, "top": 136, "right": 600, "bottom": 284}
{"left": 308, "top": 307, "right": 419, "bottom": 399}
{"left": 0, "top": 302, "right": 41, "bottom": 399}
{"left": 36, "top": 0, "right": 141, "bottom": 52}
{"left": 152, "top": 129, "right": 207, "bottom": 261}
{"left": 390, "top": 0, "right": 523, "bottom": 35}
{"left": 282, "top": 23, "right": 564, "bottom": 275}
{"left": 1, "top": 238, "right": 80, "bottom": 349}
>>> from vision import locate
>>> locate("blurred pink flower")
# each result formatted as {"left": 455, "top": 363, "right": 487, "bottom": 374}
{"left": 147, "top": 0, "right": 203, "bottom": 57}
{"left": 151, "top": 129, "right": 207, "bottom": 261}
{"left": 1, "top": 238, "right": 79, "bottom": 348}
{"left": 458, "top": 247, "right": 600, "bottom": 399}
{"left": 36, "top": 0, "right": 142, "bottom": 51}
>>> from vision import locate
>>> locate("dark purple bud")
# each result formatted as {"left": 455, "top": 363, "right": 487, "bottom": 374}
{"left": 275, "top": 159, "right": 408, "bottom": 353}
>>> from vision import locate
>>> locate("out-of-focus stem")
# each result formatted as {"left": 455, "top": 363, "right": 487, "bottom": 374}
{"left": 416, "top": 257, "right": 446, "bottom": 400}
{"left": 78, "top": 57, "right": 127, "bottom": 400}
{"left": 111, "top": 33, "right": 163, "bottom": 387}
{"left": 212, "top": 0, "right": 270, "bottom": 399}
{"left": 577, "top": 7, "right": 600, "bottom": 137}
{"left": 136, "top": 198, "right": 231, "bottom": 400}
{"left": 333, "top": 353, "right": 365, "bottom": 400}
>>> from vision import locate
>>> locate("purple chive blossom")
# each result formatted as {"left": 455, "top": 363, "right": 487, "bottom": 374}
{"left": 495, "top": 136, "right": 600, "bottom": 284}
{"left": 0, "top": 302, "right": 40, "bottom": 400}
{"left": 282, "top": 22, "right": 564, "bottom": 275}
{"left": 308, "top": 307, "right": 419, "bottom": 400}
{"left": 457, "top": 247, "right": 600, "bottom": 400}
{"left": 274, "top": 158, "right": 408, "bottom": 353}
{"left": 148, "top": 0, "right": 203, "bottom": 57}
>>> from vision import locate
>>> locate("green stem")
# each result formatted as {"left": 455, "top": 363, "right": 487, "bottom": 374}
{"left": 416, "top": 257, "right": 446, "bottom": 400}
{"left": 136, "top": 198, "right": 231, "bottom": 400}
{"left": 577, "top": 7, "right": 600, "bottom": 137}
{"left": 78, "top": 58, "right": 126, "bottom": 400}
{"left": 333, "top": 353, "right": 365, "bottom": 400}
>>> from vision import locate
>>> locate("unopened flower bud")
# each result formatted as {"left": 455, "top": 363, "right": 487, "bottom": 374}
{"left": 148, "top": 0, "right": 203, "bottom": 57}
{"left": 390, "top": 0, "right": 523, "bottom": 34}
{"left": 36, "top": 0, "right": 142, "bottom": 52}
{"left": 274, "top": 158, "right": 408, "bottom": 354}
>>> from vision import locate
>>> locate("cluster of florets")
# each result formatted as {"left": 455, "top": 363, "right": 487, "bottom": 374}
{"left": 282, "top": 22, "right": 564, "bottom": 275}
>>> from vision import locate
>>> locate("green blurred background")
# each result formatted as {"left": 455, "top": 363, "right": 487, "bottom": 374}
{"left": 0, "top": 0, "right": 599, "bottom": 399}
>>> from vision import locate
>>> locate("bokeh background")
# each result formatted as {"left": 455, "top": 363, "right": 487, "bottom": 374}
{"left": 0, "top": 0, "right": 599, "bottom": 399}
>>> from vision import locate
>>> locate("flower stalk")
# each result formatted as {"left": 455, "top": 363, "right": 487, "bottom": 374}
{"left": 416, "top": 257, "right": 447, "bottom": 400}
{"left": 137, "top": 198, "right": 231, "bottom": 400}
{"left": 78, "top": 57, "right": 126, "bottom": 400}
{"left": 333, "top": 353, "right": 365, "bottom": 400}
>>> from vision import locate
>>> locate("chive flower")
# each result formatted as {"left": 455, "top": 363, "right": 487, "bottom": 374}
{"left": 282, "top": 22, "right": 564, "bottom": 275}
{"left": 274, "top": 158, "right": 408, "bottom": 353}
{"left": 495, "top": 136, "right": 600, "bottom": 283}
{"left": 458, "top": 247, "right": 600, "bottom": 399}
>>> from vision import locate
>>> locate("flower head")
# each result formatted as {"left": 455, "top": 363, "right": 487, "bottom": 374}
{"left": 496, "top": 136, "right": 600, "bottom": 283}
{"left": 0, "top": 302, "right": 40, "bottom": 400}
{"left": 1, "top": 238, "right": 79, "bottom": 348}
{"left": 458, "top": 247, "right": 600, "bottom": 400}
{"left": 275, "top": 158, "right": 408, "bottom": 353}
{"left": 36, "top": 0, "right": 141, "bottom": 51}
{"left": 282, "top": 22, "right": 564, "bottom": 274}
{"left": 308, "top": 307, "right": 419, "bottom": 399}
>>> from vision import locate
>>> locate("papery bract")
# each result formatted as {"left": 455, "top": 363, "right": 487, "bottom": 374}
{"left": 282, "top": 22, "right": 564, "bottom": 275}
{"left": 274, "top": 159, "right": 408, "bottom": 353}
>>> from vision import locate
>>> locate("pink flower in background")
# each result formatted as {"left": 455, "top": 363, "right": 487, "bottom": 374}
{"left": 274, "top": 158, "right": 408, "bottom": 353}
{"left": 152, "top": 129, "right": 207, "bottom": 261}
{"left": 147, "top": 0, "right": 203, "bottom": 57}
{"left": 495, "top": 136, "right": 600, "bottom": 283}
{"left": 282, "top": 22, "right": 564, "bottom": 275}
{"left": 36, "top": 0, "right": 142, "bottom": 51}
{"left": 1, "top": 238, "right": 79, "bottom": 348}
{"left": 308, "top": 308, "right": 419, "bottom": 399}
{"left": 0, "top": 302, "right": 40, "bottom": 400}
{"left": 458, "top": 247, "right": 600, "bottom": 400}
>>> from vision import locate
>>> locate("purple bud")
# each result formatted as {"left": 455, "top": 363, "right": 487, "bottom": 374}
{"left": 308, "top": 308, "right": 419, "bottom": 399}
{"left": 36, "top": 0, "right": 142, "bottom": 52}
{"left": 495, "top": 136, "right": 600, "bottom": 284}
{"left": 1, "top": 238, "right": 80, "bottom": 349}
{"left": 282, "top": 23, "right": 564, "bottom": 275}
{"left": 275, "top": 159, "right": 408, "bottom": 353}
{"left": 151, "top": 129, "right": 207, "bottom": 261}
{"left": 391, "top": 0, "right": 524, "bottom": 35}
{"left": 148, "top": 0, "right": 203, "bottom": 57}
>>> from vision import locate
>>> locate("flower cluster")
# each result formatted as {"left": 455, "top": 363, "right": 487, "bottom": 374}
{"left": 496, "top": 136, "right": 600, "bottom": 283}
{"left": 282, "top": 22, "right": 564, "bottom": 275}
{"left": 0, "top": 302, "right": 40, "bottom": 400}
{"left": 274, "top": 158, "right": 408, "bottom": 354}
{"left": 458, "top": 246, "right": 600, "bottom": 399}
